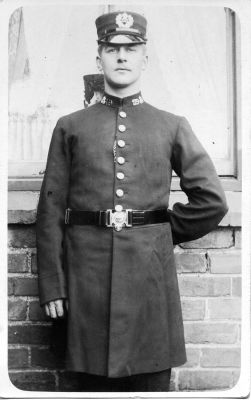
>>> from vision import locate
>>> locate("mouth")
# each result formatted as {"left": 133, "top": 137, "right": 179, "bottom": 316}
{"left": 115, "top": 68, "right": 131, "bottom": 71}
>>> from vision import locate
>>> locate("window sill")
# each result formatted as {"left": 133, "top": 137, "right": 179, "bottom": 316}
{"left": 8, "top": 176, "right": 241, "bottom": 192}
{"left": 8, "top": 190, "right": 241, "bottom": 227}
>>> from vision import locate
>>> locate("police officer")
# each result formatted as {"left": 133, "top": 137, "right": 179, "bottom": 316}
{"left": 36, "top": 11, "right": 228, "bottom": 392}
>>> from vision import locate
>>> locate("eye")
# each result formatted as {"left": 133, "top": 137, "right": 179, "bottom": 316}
{"left": 127, "top": 46, "right": 136, "bottom": 52}
{"left": 106, "top": 47, "right": 116, "bottom": 53}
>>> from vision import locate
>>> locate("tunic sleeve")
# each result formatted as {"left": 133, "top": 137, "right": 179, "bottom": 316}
{"left": 36, "top": 117, "right": 71, "bottom": 305}
{"left": 169, "top": 117, "right": 228, "bottom": 245}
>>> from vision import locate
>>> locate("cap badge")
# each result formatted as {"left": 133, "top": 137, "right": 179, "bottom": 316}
{"left": 115, "top": 12, "right": 134, "bottom": 29}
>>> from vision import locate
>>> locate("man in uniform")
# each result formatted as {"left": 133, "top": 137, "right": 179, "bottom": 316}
{"left": 36, "top": 11, "right": 228, "bottom": 392}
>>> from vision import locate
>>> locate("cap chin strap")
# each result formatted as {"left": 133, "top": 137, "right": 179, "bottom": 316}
{"left": 97, "top": 38, "right": 147, "bottom": 45}
{"left": 97, "top": 32, "right": 147, "bottom": 45}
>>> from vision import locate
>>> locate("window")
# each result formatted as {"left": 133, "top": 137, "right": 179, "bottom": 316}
{"left": 8, "top": 5, "right": 240, "bottom": 190}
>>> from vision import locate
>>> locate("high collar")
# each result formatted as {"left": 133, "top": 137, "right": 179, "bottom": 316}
{"left": 100, "top": 92, "right": 144, "bottom": 108}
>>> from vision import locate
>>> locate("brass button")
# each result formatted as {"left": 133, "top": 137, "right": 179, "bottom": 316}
{"left": 117, "top": 156, "right": 125, "bottom": 165}
{"left": 118, "top": 124, "right": 126, "bottom": 132}
{"left": 115, "top": 205, "right": 123, "bottom": 212}
{"left": 119, "top": 111, "right": 127, "bottom": 118}
{"left": 118, "top": 139, "right": 125, "bottom": 148}
{"left": 116, "top": 189, "right": 124, "bottom": 197}
{"left": 117, "top": 172, "right": 125, "bottom": 180}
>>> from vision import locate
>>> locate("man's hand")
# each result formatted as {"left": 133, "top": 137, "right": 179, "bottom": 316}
{"left": 44, "top": 299, "right": 68, "bottom": 319}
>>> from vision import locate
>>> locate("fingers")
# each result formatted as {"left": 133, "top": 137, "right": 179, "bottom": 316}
{"left": 48, "top": 301, "right": 58, "bottom": 318}
{"left": 45, "top": 304, "right": 50, "bottom": 317}
{"left": 55, "top": 299, "right": 64, "bottom": 317}
{"left": 44, "top": 299, "right": 66, "bottom": 319}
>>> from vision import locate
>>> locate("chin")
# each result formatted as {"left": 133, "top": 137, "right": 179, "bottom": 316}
{"left": 113, "top": 82, "right": 131, "bottom": 89}
{"left": 108, "top": 79, "right": 134, "bottom": 89}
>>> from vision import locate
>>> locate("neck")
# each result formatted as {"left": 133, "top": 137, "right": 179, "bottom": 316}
{"left": 104, "top": 81, "right": 141, "bottom": 98}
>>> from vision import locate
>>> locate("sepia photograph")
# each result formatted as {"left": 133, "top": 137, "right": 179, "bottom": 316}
{"left": 2, "top": 0, "right": 250, "bottom": 397}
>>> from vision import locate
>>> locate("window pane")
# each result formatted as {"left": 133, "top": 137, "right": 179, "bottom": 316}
{"left": 113, "top": 5, "right": 234, "bottom": 175}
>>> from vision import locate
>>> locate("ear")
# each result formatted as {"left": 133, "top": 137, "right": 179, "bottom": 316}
{"left": 96, "top": 56, "right": 103, "bottom": 72}
{"left": 141, "top": 54, "right": 148, "bottom": 71}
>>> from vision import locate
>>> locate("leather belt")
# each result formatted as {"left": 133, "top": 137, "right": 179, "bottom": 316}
{"left": 65, "top": 208, "right": 170, "bottom": 231}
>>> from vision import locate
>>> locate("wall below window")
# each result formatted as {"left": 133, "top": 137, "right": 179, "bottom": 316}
{"left": 7, "top": 191, "right": 241, "bottom": 392}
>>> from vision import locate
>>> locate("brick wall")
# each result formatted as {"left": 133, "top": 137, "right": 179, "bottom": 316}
{"left": 8, "top": 191, "right": 241, "bottom": 392}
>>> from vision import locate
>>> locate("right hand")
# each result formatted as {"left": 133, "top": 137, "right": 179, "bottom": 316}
{"left": 44, "top": 299, "right": 68, "bottom": 319}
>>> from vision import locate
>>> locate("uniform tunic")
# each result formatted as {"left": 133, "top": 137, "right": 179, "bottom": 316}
{"left": 36, "top": 92, "right": 228, "bottom": 378}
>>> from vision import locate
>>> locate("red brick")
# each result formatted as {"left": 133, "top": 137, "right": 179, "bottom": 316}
{"left": 209, "top": 250, "right": 241, "bottom": 274}
{"left": 8, "top": 225, "right": 36, "bottom": 248}
{"left": 232, "top": 370, "right": 241, "bottom": 387}
{"left": 178, "top": 370, "right": 234, "bottom": 390}
{"left": 9, "top": 371, "right": 56, "bottom": 391}
{"left": 181, "top": 299, "right": 205, "bottom": 320}
{"left": 184, "top": 322, "right": 238, "bottom": 344}
{"left": 180, "top": 229, "right": 233, "bottom": 249}
{"left": 169, "top": 370, "right": 176, "bottom": 391}
{"left": 8, "top": 324, "right": 52, "bottom": 345}
{"left": 8, "top": 277, "right": 38, "bottom": 296}
{"left": 30, "top": 346, "right": 65, "bottom": 369}
{"left": 234, "top": 229, "right": 241, "bottom": 248}
{"left": 175, "top": 252, "right": 207, "bottom": 273}
{"left": 8, "top": 279, "right": 14, "bottom": 295}
{"left": 201, "top": 347, "right": 241, "bottom": 367}
{"left": 8, "top": 298, "right": 27, "bottom": 321}
{"left": 182, "top": 347, "right": 200, "bottom": 367}
{"left": 8, "top": 347, "right": 29, "bottom": 368}
{"left": 208, "top": 298, "right": 241, "bottom": 320}
{"left": 232, "top": 277, "right": 242, "bottom": 297}
{"left": 31, "top": 253, "right": 37, "bottom": 274}
{"left": 29, "top": 300, "right": 50, "bottom": 321}
{"left": 8, "top": 253, "right": 28, "bottom": 273}
{"left": 178, "top": 276, "right": 230, "bottom": 297}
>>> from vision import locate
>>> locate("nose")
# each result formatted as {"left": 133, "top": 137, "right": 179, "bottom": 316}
{"left": 117, "top": 47, "right": 127, "bottom": 62}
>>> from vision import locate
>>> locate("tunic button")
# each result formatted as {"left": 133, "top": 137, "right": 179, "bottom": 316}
{"left": 116, "top": 172, "right": 125, "bottom": 180}
{"left": 115, "top": 205, "right": 123, "bottom": 212}
{"left": 118, "top": 124, "right": 126, "bottom": 132}
{"left": 117, "top": 156, "right": 125, "bottom": 165}
{"left": 116, "top": 189, "right": 124, "bottom": 197}
{"left": 119, "top": 111, "right": 127, "bottom": 118}
{"left": 118, "top": 139, "right": 125, "bottom": 148}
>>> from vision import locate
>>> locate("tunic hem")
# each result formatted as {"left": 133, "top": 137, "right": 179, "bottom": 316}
{"left": 66, "top": 356, "right": 187, "bottom": 378}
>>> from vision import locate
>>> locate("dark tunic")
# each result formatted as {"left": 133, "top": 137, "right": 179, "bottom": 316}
{"left": 36, "top": 92, "right": 228, "bottom": 378}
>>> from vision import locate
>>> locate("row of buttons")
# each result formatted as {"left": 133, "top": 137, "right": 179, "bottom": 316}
{"left": 115, "top": 111, "right": 127, "bottom": 200}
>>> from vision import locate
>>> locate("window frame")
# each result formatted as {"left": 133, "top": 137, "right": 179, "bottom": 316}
{"left": 8, "top": 7, "right": 241, "bottom": 192}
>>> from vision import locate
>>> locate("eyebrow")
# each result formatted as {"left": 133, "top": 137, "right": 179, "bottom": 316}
{"left": 105, "top": 43, "right": 141, "bottom": 49}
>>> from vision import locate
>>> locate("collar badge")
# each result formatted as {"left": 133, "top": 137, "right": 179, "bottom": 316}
{"left": 115, "top": 12, "right": 134, "bottom": 29}
{"left": 100, "top": 96, "right": 106, "bottom": 104}
{"left": 132, "top": 95, "right": 144, "bottom": 106}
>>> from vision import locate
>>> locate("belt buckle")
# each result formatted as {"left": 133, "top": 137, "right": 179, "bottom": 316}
{"left": 106, "top": 209, "right": 132, "bottom": 231}
{"left": 65, "top": 208, "right": 71, "bottom": 224}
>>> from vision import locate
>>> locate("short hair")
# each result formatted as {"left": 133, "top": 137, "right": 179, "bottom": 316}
{"left": 97, "top": 44, "right": 104, "bottom": 56}
{"left": 97, "top": 43, "right": 147, "bottom": 56}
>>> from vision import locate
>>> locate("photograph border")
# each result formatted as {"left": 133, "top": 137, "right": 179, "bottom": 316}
{"left": 1, "top": 0, "right": 250, "bottom": 398}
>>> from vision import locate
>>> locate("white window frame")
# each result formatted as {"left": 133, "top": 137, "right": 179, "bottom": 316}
{"left": 8, "top": 7, "right": 241, "bottom": 192}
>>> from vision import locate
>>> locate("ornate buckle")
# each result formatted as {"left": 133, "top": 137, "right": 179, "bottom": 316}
{"left": 106, "top": 209, "right": 132, "bottom": 231}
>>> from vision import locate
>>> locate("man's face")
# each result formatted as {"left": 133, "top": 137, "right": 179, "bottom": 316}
{"left": 96, "top": 43, "right": 148, "bottom": 89}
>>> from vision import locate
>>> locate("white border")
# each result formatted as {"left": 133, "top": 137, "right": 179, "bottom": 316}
{"left": 1, "top": 0, "right": 250, "bottom": 398}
